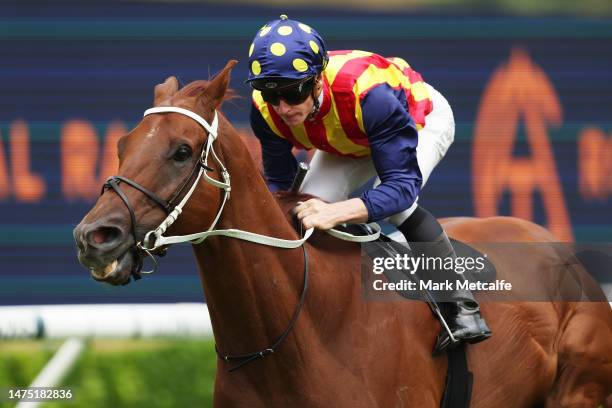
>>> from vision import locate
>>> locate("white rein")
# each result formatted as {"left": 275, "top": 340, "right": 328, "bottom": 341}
{"left": 138, "top": 106, "right": 381, "bottom": 254}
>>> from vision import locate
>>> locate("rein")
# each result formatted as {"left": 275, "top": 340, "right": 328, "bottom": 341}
{"left": 100, "top": 105, "right": 380, "bottom": 371}
{"left": 215, "top": 237, "right": 310, "bottom": 372}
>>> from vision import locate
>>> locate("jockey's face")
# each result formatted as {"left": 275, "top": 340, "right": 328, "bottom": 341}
{"left": 272, "top": 95, "right": 315, "bottom": 126}
{"left": 271, "top": 75, "right": 322, "bottom": 127}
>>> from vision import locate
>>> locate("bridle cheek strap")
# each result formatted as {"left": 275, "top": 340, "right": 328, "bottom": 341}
{"left": 140, "top": 108, "right": 231, "bottom": 253}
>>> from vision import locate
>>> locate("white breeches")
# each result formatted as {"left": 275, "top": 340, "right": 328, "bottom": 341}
{"left": 300, "top": 83, "right": 455, "bottom": 226}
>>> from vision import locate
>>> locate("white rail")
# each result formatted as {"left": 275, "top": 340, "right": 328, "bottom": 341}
{"left": 0, "top": 303, "right": 213, "bottom": 339}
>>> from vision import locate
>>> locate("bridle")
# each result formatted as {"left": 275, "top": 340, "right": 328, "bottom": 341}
{"left": 100, "top": 105, "right": 380, "bottom": 371}
{"left": 102, "top": 106, "right": 232, "bottom": 280}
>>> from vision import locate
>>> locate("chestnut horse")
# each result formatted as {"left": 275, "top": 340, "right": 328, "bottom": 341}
{"left": 74, "top": 61, "right": 612, "bottom": 407}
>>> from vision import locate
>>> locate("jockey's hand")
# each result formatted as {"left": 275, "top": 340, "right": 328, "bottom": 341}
{"left": 294, "top": 198, "right": 369, "bottom": 230}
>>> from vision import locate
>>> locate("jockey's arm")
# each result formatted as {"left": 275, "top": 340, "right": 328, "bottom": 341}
{"left": 296, "top": 85, "right": 422, "bottom": 230}
{"left": 358, "top": 84, "right": 422, "bottom": 222}
{"left": 250, "top": 105, "right": 297, "bottom": 192}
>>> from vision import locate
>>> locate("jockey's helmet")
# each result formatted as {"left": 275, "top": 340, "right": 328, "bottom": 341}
{"left": 246, "top": 15, "right": 328, "bottom": 92}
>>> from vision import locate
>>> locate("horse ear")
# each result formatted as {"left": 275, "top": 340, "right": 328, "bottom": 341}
{"left": 154, "top": 76, "right": 179, "bottom": 106}
{"left": 204, "top": 60, "right": 238, "bottom": 109}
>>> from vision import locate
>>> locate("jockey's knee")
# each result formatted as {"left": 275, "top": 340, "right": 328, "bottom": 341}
{"left": 394, "top": 205, "right": 443, "bottom": 242}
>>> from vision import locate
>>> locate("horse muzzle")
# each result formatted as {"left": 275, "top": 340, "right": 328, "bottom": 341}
{"left": 73, "top": 218, "right": 134, "bottom": 285}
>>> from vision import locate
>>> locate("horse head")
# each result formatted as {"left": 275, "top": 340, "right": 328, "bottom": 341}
{"left": 73, "top": 60, "right": 238, "bottom": 285}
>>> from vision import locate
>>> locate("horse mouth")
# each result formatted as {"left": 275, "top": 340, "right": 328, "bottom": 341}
{"left": 89, "top": 250, "right": 134, "bottom": 285}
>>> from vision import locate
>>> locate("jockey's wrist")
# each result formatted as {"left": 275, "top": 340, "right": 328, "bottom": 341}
{"left": 333, "top": 198, "right": 369, "bottom": 225}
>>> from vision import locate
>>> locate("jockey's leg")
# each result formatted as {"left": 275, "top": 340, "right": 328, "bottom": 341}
{"left": 300, "top": 150, "right": 375, "bottom": 202}
{"left": 394, "top": 205, "right": 492, "bottom": 354}
{"left": 387, "top": 85, "right": 490, "bottom": 353}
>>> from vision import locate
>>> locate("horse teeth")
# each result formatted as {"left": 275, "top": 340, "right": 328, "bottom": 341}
{"left": 91, "top": 260, "right": 118, "bottom": 278}
{"left": 104, "top": 260, "right": 118, "bottom": 276}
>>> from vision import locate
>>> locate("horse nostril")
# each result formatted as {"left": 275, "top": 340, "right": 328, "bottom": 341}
{"left": 87, "top": 225, "right": 123, "bottom": 248}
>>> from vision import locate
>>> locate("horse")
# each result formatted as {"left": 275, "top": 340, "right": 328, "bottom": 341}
{"left": 74, "top": 60, "right": 612, "bottom": 407}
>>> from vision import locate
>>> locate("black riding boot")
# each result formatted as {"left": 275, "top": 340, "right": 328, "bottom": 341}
{"left": 397, "top": 206, "right": 492, "bottom": 354}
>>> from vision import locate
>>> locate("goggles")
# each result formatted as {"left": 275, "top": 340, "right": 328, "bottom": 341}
{"left": 256, "top": 76, "right": 315, "bottom": 106}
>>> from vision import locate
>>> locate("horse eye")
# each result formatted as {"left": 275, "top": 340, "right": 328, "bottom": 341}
{"left": 173, "top": 144, "right": 192, "bottom": 162}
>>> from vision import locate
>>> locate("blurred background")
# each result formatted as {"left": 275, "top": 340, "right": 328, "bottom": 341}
{"left": 0, "top": 0, "right": 610, "bottom": 406}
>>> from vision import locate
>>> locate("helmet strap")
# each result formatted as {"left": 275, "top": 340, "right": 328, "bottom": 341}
{"left": 307, "top": 77, "right": 322, "bottom": 122}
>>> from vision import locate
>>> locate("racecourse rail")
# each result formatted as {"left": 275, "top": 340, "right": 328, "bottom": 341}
{"left": 0, "top": 303, "right": 213, "bottom": 407}
{"left": 0, "top": 303, "right": 212, "bottom": 339}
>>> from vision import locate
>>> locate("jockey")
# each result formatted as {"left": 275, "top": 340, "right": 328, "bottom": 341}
{"left": 246, "top": 15, "right": 491, "bottom": 353}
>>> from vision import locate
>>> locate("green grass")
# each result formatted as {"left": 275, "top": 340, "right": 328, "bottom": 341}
{"left": 0, "top": 340, "right": 61, "bottom": 391}
{"left": 0, "top": 338, "right": 217, "bottom": 408}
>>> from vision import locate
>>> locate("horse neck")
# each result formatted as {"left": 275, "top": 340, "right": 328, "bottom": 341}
{"left": 192, "top": 118, "right": 309, "bottom": 357}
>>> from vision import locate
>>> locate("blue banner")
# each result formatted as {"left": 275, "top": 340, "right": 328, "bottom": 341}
{"left": 1, "top": 2, "right": 610, "bottom": 304}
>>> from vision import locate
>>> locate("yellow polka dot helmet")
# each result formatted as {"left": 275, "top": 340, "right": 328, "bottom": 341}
{"left": 246, "top": 15, "right": 328, "bottom": 89}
